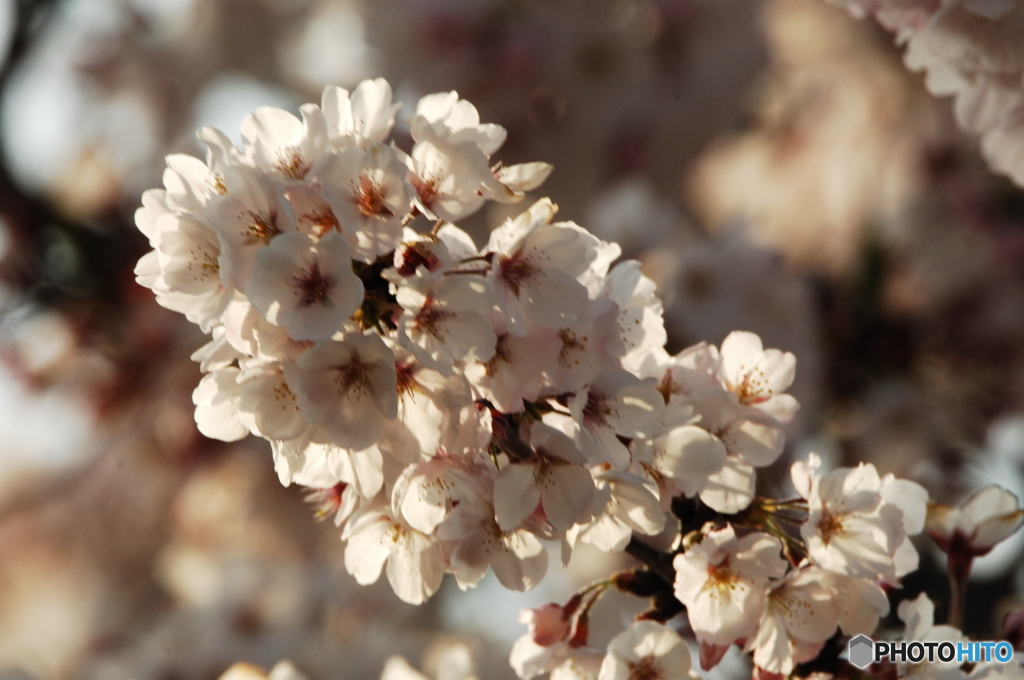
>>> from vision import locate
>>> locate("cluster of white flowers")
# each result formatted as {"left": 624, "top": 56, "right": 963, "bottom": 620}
{"left": 827, "top": 0, "right": 1024, "bottom": 187}
{"left": 510, "top": 453, "right": 931, "bottom": 680}
{"left": 136, "top": 79, "right": 1024, "bottom": 680}
{"left": 138, "top": 77, "right": 766, "bottom": 602}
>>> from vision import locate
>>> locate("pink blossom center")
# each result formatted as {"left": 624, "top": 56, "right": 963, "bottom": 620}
{"left": 817, "top": 510, "right": 847, "bottom": 546}
{"left": 627, "top": 655, "right": 662, "bottom": 680}
{"left": 415, "top": 300, "right": 454, "bottom": 337}
{"left": 295, "top": 261, "right": 333, "bottom": 306}
{"left": 277, "top": 150, "right": 309, "bottom": 179}
{"left": 498, "top": 253, "right": 537, "bottom": 296}
{"left": 356, "top": 176, "right": 391, "bottom": 217}
{"left": 733, "top": 366, "right": 772, "bottom": 405}
{"left": 245, "top": 212, "right": 279, "bottom": 244}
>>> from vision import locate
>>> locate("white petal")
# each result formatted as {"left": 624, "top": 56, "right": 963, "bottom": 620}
{"left": 543, "top": 465, "right": 595, "bottom": 532}
{"left": 193, "top": 369, "right": 248, "bottom": 441}
{"left": 494, "top": 464, "right": 542, "bottom": 531}
{"left": 343, "top": 511, "right": 392, "bottom": 585}
{"left": 700, "top": 458, "right": 757, "bottom": 514}
{"left": 386, "top": 530, "right": 444, "bottom": 604}
{"left": 657, "top": 426, "right": 728, "bottom": 480}
{"left": 492, "top": 530, "right": 548, "bottom": 591}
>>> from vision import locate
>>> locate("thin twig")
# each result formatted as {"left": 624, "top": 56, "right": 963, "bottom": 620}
{"left": 623, "top": 535, "right": 676, "bottom": 585}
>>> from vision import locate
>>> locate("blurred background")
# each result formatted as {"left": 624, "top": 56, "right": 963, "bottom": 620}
{"left": 1, "top": 0, "right": 1023, "bottom": 678}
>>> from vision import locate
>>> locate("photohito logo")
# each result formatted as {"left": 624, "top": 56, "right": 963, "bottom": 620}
{"left": 847, "top": 635, "right": 1015, "bottom": 670}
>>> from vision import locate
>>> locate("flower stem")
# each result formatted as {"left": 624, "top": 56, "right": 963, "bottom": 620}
{"left": 947, "top": 552, "right": 972, "bottom": 629}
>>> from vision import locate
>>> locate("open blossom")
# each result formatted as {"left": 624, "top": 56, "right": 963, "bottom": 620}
{"left": 717, "top": 331, "right": 798, "bottom": 423}
{"left": 566, "top": 469, "right": 665, "bottom": 553}
{"left": 820, "top": 571, "right": 890, "bottom": 637}
{"left": 206, "top": 164, "right": 293, "bottom": 289}
{"left": 487, "top": 198, "right": 606, "bottom": 335}
{"left": 598, "top": 621, "right": 700, "bottom": 680}
{"left": 395, "top": 273, "right": 497, "bottom": 375}
{"left": 342, "top": 504, "right": 445, "bottom": 605}
{"left": 792, "top": 453, "right": 928, "bottom": 582}
{"left": 927, "top": 485, "right": 1024, "bottom": 557}
{"left": 321, "top": 78, "right": 400, "bottom": 146}
{"left": 390, "top": 454, "right": 481, "bottom": 535}
{"left": 412, "top": 90, "right": 507, "bottom": 156}
{"left": 286, "top": 334, "right": 398, "bottom": 451}
{"left": 246, "top": 231, "right": 364, "bottom": 341}
{"left": 464, "top": 327, "right": 560, "bottom": 413}
{"left": 510, "top": 634, "right": 604, "bottom": 680}
{"left": 493, "top": 423, "right": 595, "bottom": 533}
{"left": 317, "top": 142, "right": 411, "bottom": 261}
{"left": 635, "top": 332, "right": 796, "bottom": 514}
{"left": 673, "top": 524, "right": 788, "bottom": 646}
{"left": 241, "top": 103, "right": 327, "bottom": 180}
{"left": 569, "top": 368, "right": 666, "bottom": 468}
{"left": 135, "top": 210, "right": 234, "bottom": 332}
{"left": 667, "top": 389, "right": 784, "bottom": 514}
{"left": 746, "top": 566, "right": 841, "bottom": 676}
{"left": 896, "top": 593, "right": 968, "bottom": 679}
{"left": 437, "top": 480, "right": 549, "bottom": 591}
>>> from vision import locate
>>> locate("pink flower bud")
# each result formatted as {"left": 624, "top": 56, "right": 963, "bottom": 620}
{"left": 927, "top": 485, "right": 1024, "bottom": 557}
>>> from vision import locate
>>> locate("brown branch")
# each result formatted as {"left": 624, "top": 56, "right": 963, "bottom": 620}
{"left": 623, "top": 535, "right": 677, "bottom": 586}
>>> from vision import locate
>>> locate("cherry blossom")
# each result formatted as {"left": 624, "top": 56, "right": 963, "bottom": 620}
{"left": 342, "top": 504, "right": 445, "bottom": 605}
{"left": 927, "top": 485, "right": 1024, "bottom": 557}
{"left": 486, "top": 199, "right": 604, "bottom": 335}
{"left": 206, "top": 164, "right": 292, "bottom": 289}
{"left": 598, "top": 621, "right": 699, "bottom": 680}
{"left": 411, "top": 90, "right": 507, "bottom": 156}
{"left": 569, "top": 369, "right": 665, "bottom": 468}
{"left": 395, "top": 273, "right": 497, "bottom": 375}
{"left": 519, "top": 603, "right": 573, "bottom": 648}
{"left": 438, "top": 494, "right": 549, "bottom": 591}
{"left": 317, "top": 143, "right": 412, "bottom": 262}
{"left": 510, "top": 635, "right": 603, "bottom": 680}
{"left": 192, "top": 367, "right": 248, "bottom": 442}
{"left": 405, "top": 127, "right": 504, "bottom": 222}
{"left": 717, "top": 331, "right": 799, "bottom": 423}
{"left": 673, "top": 524, "right": 788, "bottom": 646}
{"left": 896, "top": 593, "right": 968, "bottom": 679}
{"left": 240, "top": 104, "right": 327, "bottom": 180}
{"left": 493, "top": 423, "right": 595, "bottom": 533}
{"left": 246, "top": 231, "right": 364, "bottom": 341}
{"left": 830, "top": 0, "right": 1024, "bottom": 189}
{"left": 821, "top": 571, "right": 890, "bottom": 637}
{"left": 746, "top": 567, "right": 841, "bottom": 676}
{"left": 792, "top": 453, "right": 927, "bottom": 582}
{"left": 321, "top": 78, "right": 401, "bottom": 147}
{"left": 132, "top": 77, "right": 985, "bottom": 679}
{"left": 135, "top": 213, "right": 234, "bottom": 332}
{"left": 121, "top": 82, "right": 951, "bottom": 676}
{"left": 566, "top": 469, "right": 665, "bottom": 553}
{"left": 286, "top": 334, "right": 398, "bottom": 451}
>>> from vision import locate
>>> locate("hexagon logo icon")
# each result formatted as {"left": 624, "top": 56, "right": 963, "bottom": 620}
{"left": 848, "top": 635, "right": 875, "bottom": 669}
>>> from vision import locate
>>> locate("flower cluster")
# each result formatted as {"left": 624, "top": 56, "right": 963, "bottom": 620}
{"left": 138, "top": 78, "right": 795, "bottom": 605}
{"left": 675, "top": 455, "right": 926, "bottom": 677}
{"left": 827, "top": 0, "right": 1024, "bottom": 188}
{"left": 511, "top": 451, "right": 931, "bottom": 680}
{"left": 137, "top": 79, "right": 1024, "bottom": 680}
